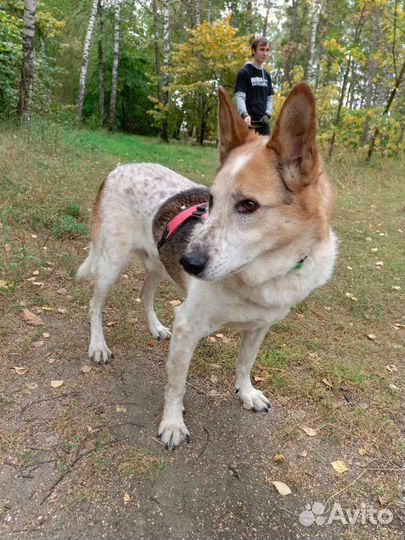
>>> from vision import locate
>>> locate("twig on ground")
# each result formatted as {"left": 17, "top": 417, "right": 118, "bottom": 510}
{"left": 20, "top": 391, "right": 80, "bottom": 414}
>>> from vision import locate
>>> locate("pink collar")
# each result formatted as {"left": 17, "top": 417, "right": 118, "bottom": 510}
{"left": 158, "top": 203, "right": 208, "bottom": 249}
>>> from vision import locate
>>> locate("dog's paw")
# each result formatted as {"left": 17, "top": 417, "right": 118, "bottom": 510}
{"left": 151, "top": 324, "right": 172, "bottom": 341}
{"left": 236, "top": 384, "right": 271, "bottom": 413}
{"left": 88, "top": 342, "right": 113, "bottom": 364}
{"left": 157, "top": 418, "right": 191, "bottom": 450}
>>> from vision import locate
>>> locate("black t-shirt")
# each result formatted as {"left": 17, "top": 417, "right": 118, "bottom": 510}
{"left": 235, "top": 63, "right": 274, "bottom": 121}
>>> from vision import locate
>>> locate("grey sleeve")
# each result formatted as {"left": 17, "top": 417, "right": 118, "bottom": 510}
{"left": 235, "top": 91, "right": 249, "bottom": 117}
{"left": 266, "top": 95, "right": 273, "bottom": 117}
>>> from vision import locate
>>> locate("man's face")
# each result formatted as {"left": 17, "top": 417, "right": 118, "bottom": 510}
{"left": 253, "top": 44, "right": 270, "bottom": 64}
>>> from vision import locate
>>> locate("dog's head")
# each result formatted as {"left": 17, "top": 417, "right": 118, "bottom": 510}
{"left": 180, "top": 83, "right": 334, "bottom": 282}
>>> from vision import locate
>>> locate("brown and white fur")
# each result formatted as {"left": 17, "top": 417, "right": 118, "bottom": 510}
{"left": 77, "top": 83, "right": 337, "bottom": 449}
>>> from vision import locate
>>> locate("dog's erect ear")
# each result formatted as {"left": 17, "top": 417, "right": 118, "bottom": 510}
{"left": 268, "top": 82, "right": 319, "bottom": 188}
{"left": 218, "top": 87, "right": 250, "bottom": 164}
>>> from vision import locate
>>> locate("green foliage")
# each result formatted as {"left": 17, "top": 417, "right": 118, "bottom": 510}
{"left": 151, "top": 18, "right": 249, "bottom": 144}
{"left": 0, "top": 9, "right": 22, "bottom": 114}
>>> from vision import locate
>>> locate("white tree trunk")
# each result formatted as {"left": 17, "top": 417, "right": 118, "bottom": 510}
{"left": 194, "top": 0, "right": 201, "bottom": 26}
{"left": 97, "top": 0, "right": 105, "bottom": 128}
{"left": 306, "top": 0, "right": 323, "bottom": 83}
{"left": 207, "top": 0, "right": 211, "bottom": 23}
{"left": 152, "top": 0, "right": 161, "bottom": 99}
{"left": 77, "top": 0, "right": 99, "bottom": 125}
{"left": 108, "top": 0, "right": 122, "bottom": 130}
{"left": 18, "top": 0, "right": 36, "bottom": 121}
{"left": 161, "top": 0, "right": 170, "bottom": 141}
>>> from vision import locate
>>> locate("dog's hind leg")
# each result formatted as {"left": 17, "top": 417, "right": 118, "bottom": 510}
{"left": 235, "top": 327, "right": 271, "bottom": 412}
{"left": 138, "top": 253, "right": 172, "bottom": 340}
{"left": 88, "top": 244, "right": 133, "bottom": 364}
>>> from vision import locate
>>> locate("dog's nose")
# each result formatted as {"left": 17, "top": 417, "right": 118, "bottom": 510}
{"left": 180, "top": 251, "right": 209, "bottom": 276}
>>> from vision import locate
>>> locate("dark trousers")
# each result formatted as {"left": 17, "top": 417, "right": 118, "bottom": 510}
{"left": 255, "top": 123, "right": 270, "bottom": 136}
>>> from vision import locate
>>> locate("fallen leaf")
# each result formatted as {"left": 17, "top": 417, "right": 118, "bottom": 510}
{"left": 389, "top": 384, "right": 399, "bottom": 392}
{"left": 51, "top": 380, "right": 64, "bottom": 388}
{"left": 322, "top": 378, "right": 333, "bottom": 388}
{"left": 32, "top": 270, "right": 40, "bottom": 276}
{"left": 25, "top": 382, "right": 38, "bottom": 390}
{"left": 208, "top": 336, "right": 216, "bottom": 342}
{"left": 47, "top": 357, "right": 56, "bottom": 364}
{"left": 123, "top": 493, "right": 131, "bottom": 504}
{"left": 331, "top": 460, "right": 348, "bottom": 474}
{"left": 56, "top": 287, "right": 67, "bottom": 295}
{"left": 301, "top": 426, "right": 317, "bottom": 437}
{"left": 345, "top": 292, "right": 358, "bottom": 302}
{"left": 358, "top": 448, "right": 368, "bottom": 457}
{"left": 32, "top": 281, "right": 44, "bottom": 287}
{"left": 14, "top": 366, "right": 29, "bottom": 376}
{"left": 81, "top": 365, "right": 92, "bottom": 373}
{"left": 273, "top": 453, "right": 287, "bottom": 464}
{"left": 367, "top": 334, "right": 377, "bottom": 341}
{"left": 298, "top": 450, "right": 308, "bottom": 458}
{"left": 116, "top": 405, "right": 127, "bottom": 413}
{"left": 106, "top": 321, "right": 118, "bottom": 327}
{"left": 43, "top": 332, "right": 50, "bottom": 339}
{"left": 375, "top": 261, "right": 384, "bottom": 266}
{"left": 271, "top": 481, "right": 292, "bottom": 496}
{"left": 392, "top": 323, "right": 404, "bottom": 330}
{"left": 32, "top": 340, "right": 45, "bottom": 348}
{"left": 0, "top": 279, "right": 8, "bottom": 289}
{"left": 22, "top": 309, "right": 44, "bottom": 326}
{"left": 215, "top": 333, "right": 224, "bottom": 338}
{"left": 57, "top": 308, "right": 67, "bottom": 314}
{"left": 169, "top": 300, "right": 181, "bottom": 306}
{"left": 4, "top": 243, "right": 11, "bottom": 252}
{"left": 41, "top": 306, "right": 54, "bottom": 312}
{"left": 210, "top": 375, "right": 218, "bottom": 384}
{"left": 385, "top": 364, "right": 398, "bottom": 372}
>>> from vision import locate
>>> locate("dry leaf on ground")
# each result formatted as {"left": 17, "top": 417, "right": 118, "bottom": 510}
{"left": 51, "top": 380, "right": 64, "bottom": 388}
{"left": 271, "top": 481, "right": 292, "bottom": 496}
{"left": 331, "top": 460, "right": 348, "bottom": 474}
{"left": 14, "top": 366, "right": 29, "bottom": 376}
{"left": 301, "top": 426, "right": 317, "bottom": 437}
{"left": 22, "top": 309, "right": 44, "bottom": 326}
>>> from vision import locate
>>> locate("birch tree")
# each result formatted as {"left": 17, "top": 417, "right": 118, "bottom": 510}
{"left": 77, "top": 0, "right": 98, "bottom": 125}
{"left": 152, "top": 0, "right": 161, "bottom": 100}
{"left": 306, "top": 0, "right": 323, "bottom": 83}
{"left": 108, "top": 0, "right": 122, "bottom": 130}
{"left": 17, "top": 0, "right": 36, "bottom": 121}
{"left": 97, "top": 0, "right": 105, "bottom": 128}
{"left": 161, "top": 0, "right": 170, "bottom": 142}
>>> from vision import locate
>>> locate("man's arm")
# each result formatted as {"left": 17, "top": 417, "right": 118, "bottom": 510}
{"left": 234, "top": 68, "right": 251, "bottom": 127}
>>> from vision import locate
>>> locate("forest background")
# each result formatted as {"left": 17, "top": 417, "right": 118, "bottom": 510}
{"left": 1, "top": 0, "right": 405, "bottom": 159}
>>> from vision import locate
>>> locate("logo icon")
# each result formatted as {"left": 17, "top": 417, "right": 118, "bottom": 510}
{"left": 299, "top": 502, "right": 326, "bottom": 526}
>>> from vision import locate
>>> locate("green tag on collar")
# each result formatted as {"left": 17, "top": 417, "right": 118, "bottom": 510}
{"left": 292, "top": 256, "right": 307, "bottom": 271}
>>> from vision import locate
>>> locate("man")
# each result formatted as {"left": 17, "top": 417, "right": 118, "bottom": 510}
{"left": 235, "top": 37, "right": 274, "bottom": 136}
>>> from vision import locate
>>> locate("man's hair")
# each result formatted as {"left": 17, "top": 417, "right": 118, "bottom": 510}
{"left": 251, "top": 37, "right": 271, "bottom": 56}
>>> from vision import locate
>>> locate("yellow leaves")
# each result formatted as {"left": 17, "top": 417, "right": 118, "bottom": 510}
{"left": 14, "top": 366, "right": 29, "bottom": 376}
{"left": 301, "top": 426, "right": 318, "bottom": 437}
{"left": 331, "top": 460, "right": 348, "bottom": 474}
{"left": 116, "top": 405, "right": 127, "bottom": 413}
{"left": 50, "top": 380, "right": 64, "bottom": 389}
{"left": 271, "top": 481, "right": 292, "bottom": 496}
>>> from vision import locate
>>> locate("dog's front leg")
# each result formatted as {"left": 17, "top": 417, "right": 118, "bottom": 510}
{"left": 158, "top": 315, "right": 204, "bottom": 449}
{"left": 235, "top": 327, "right": 271, "bottom": 412}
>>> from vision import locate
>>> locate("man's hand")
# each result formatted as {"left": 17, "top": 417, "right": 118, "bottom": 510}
{"left": 243, "top": 115, "right": 251, "bottom": 127}
{"left": 259, "top": 114, "right": 270, "bottom": 125}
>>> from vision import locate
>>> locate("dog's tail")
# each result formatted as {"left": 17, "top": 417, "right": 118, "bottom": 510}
{"left": 77, "top": 243, "right": 95, "bottom": 280}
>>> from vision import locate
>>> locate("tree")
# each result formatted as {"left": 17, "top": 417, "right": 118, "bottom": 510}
{"left": 167, "top": 18, "right": 248, "bottom": 144}
{"left": 97, "top": 0, "right": 105, "bottom": 128}
{"left": 17, "top": 0, "right": 36, "bottom": 121}
{"left": 161, "top": 0, "right": 170, "bottom": 142}
{"left": 77, "top": 0, "right": 99, "bottom": 126}
{"left": 108, "top": 0, "right": 122, "bottom": 130}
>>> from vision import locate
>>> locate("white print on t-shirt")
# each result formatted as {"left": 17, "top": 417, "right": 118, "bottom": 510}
{"left": 250, "top": 77, "right": 267, "bottom": 87}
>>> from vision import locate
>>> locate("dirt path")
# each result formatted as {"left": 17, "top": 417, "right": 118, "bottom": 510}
{"left": 1, "top": 263, "right": 403, "bottom": 540}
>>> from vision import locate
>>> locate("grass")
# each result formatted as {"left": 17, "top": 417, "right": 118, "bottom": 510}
{"left": 0, "top": 119, "right": 403, "bottom": 508}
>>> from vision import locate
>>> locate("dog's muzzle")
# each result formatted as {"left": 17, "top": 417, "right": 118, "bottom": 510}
{"left": 180, "top": 251, "right": 209, "bottom": 276}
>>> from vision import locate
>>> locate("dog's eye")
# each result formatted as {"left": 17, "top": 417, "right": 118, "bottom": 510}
{"left": 235, "top": 199, "right": 259, "bottom": 214}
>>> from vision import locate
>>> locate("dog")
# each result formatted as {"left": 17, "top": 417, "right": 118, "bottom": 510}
{"left": 77, "top": 82, "right": 337, "bottom": 449}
